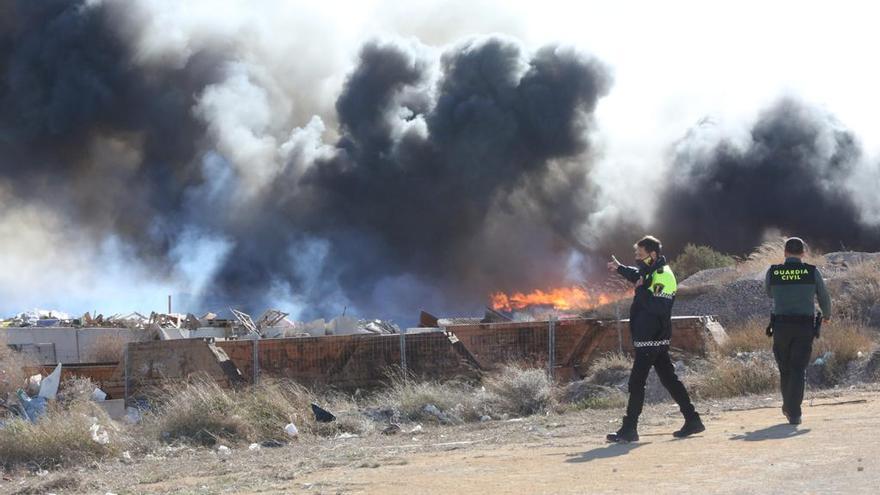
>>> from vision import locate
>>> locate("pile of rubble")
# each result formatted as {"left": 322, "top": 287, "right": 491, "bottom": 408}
{"left": 1, "top": 306, "right": 401, "bottom": 340}
{"left": 1, "top": 310, "right": 152, "bottom": 329}
{"left": 0, "top": 363, "right": 131, "bottom": 429}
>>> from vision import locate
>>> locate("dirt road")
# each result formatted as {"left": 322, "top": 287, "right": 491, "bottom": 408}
{"left": 7, "top": 391, "right": 879, "bottom": 495}
{"left": 300, "top": 395, "right": 878, "bottom": 494}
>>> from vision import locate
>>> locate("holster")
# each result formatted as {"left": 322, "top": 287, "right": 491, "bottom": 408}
{"left": 766, "top": 314, "right": 775, "bottom": 338}
{"left": 813, "top": 311, "right": 823, "bottom": 339}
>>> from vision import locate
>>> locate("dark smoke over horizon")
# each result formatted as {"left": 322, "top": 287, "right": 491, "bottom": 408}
{"left": 0, "top": 0, "right": 614, "bottom": 322}
{"left": 0, "top": 1, "right": 878, "bottom": 323}
{"left": 655, "top": 99, "right": 880, "bottom": 256}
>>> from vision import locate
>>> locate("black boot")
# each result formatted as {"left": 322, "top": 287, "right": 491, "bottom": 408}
{"left": 673, "top": 413, "right": 705, "bottom": 438}
{"left": 606, "top": 416, "right": 639, "bottom": 443}
{"left": 782, "top": 406, "right": 801, "bottom": 425}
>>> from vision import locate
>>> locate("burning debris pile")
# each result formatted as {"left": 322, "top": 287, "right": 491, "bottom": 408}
{"left": 490, "top": 285, "right": 630, "bottom": 314}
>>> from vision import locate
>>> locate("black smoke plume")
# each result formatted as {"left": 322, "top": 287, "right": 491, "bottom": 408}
{"left": 0, "top": 0, "right": 613, "bottom": 322}
{"left": 217, "top": 38, "right": 613, "bottom": 318}
{"left": 655, "top": 99, "right": 880, "bottom": 256}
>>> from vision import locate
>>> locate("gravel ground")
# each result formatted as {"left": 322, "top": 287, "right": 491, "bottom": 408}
{"left": 673, "top": 279, "right": 771, "bottom": 326}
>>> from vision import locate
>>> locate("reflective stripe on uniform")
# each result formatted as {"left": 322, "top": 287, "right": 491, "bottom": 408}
{"left": 633, "top": 339, "right": 671, "bottom": 348}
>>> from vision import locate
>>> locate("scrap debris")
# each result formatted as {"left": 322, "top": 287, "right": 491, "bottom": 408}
{"left": 1, "top": 306, "right": 401, "bottom": 341}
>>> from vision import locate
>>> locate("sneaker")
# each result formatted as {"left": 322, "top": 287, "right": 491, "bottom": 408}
{"left": 606, "top": 417, "right": 639, "bottom": 443}
{"left": 673, "top": 415, "right": 705, "bottom": 438}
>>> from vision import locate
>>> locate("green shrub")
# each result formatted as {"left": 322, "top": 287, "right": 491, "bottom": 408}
{"left": 673, "top": 244, "right": 736, "bottom": 280}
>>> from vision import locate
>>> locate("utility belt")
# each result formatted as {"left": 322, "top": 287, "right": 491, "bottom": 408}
{"left": 766, "top": 312, "right": 823, "bottom": 338}
{"left": 774, "top": 315, "right": 814, "bottom": 324}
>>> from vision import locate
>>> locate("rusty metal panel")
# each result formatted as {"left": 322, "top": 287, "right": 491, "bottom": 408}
{"left": 216, "top": 332, "right": 475, "bottom": 389}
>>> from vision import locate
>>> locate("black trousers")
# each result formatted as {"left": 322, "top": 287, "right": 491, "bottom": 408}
{"left": 625, "top": 346, "right": 697, "bottom": 423}
{"left": 772, "top": 321, "right": 814, "bottom": 418}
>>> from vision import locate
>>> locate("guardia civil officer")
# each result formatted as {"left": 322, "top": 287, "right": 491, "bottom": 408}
{"left": 605, "top": 235, "right": 704, "bottom": 443}
{"left": 765, "top": 237, "right": 831, "bottom": 425}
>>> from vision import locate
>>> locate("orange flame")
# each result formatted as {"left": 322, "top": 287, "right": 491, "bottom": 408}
{"left": 490, "top": 286, "right": 625, "bottom": 312}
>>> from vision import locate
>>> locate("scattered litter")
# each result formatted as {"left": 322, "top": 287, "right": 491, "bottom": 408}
{"left": 311, "top": 403, "right": 336, "bottom": 423}
{"left": 381, "top": 423, "right": 401, "bottom": 435}
{"left": 90, "top": 423, "right": 110, "bottom": 445}
{"left": 335, "top": 432, "right": 359, "bottom": 439}
{"left": 409, "top": 424, "right": 423, "bottom": 434}
{"left": 25, "top": 374, "right": 43, "bottom": 396}
{"left": 124, "top": 407, "right": 142, "bottom": 425}
{"left": 248, "top": 443, "right": 261, "bottom": 451}
{"left": 814, "top": 351, "right": 833, "bottom": 366}
{"left": 424, "top": 404, "right": 441, "bottom": 416}
{"left": 480, "top": 415, "right": 492, "bottom": 422}
{"left": 37, "top": 364, "right": 62, "bottom": 400}
{"left": 16, "top": 390, "right": 48, "bottom": 422}
{"left": 217, "top": 445, "right": 232, "bottom": 456}
{"left": 284, "top": 423, "right": 299, "bottom": 438}
{"left": 92, "top": 388, "right": 107, "bottom": 402}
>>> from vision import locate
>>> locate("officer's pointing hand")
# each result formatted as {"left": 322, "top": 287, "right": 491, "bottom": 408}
{"left": 607, "top": 255, "right": 621, "bottom": 272}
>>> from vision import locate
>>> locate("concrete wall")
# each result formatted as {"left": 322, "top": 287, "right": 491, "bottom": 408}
{"left": 1, "top": 327, "right": 143, "bottom": 363}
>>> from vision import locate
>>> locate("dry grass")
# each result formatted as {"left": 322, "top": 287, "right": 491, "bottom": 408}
{"left": 56, "top": 377, "right": 99, "bottom": 408}
{"left": 144, "top": 378, "right": 324, "bottom": 446}
{"left": 376, "top": 365, "right": 556, "bottom": 422}
{"left": 834, "top": 260, "right": 880, "bottom": 323}
{"left": 0, "top": 402, "right": 122, "bottom": 469}
{"left": 689, "top": 354, "right": 779, "bottom": 399}
{"left": 481, "top": 364, "right": 554, "bottom": 417}
{"left": 813, "top": 319, "right": 875, "bottom": 382}
{"left": 738, "top": 238, "right": 825, "bottom": 275}
{"left": 585, "top": 352, "right": 632, "bottom": 384}
{"left": 374, "top": 376, "right": 480, "bottom": 424}
{"left": 1, "top": 338, "right": 31, "bottom": 398}
{"left": 557, "top": 379, "right": 626, "bottom": 410}
{"left": 84, "top": 334, "right": 129, "bottom": 363}
{"left": 719, "top": 316, "right": 770, "bottom": 355}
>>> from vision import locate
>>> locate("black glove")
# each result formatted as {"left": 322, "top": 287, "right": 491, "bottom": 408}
{"left": 765, "top": 314, "right": 775, "bottom": 338}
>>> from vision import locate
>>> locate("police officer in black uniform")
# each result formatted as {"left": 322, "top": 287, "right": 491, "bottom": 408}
{"left": 765, "top": 237, "right": 831, "bottom": 425}
{"left": 605, "top": 235, "right": 704, "bottom": 443}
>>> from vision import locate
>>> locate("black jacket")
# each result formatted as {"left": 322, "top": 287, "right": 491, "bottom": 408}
{"left": 616, "top": 256, "right": 676, "bottom": 348}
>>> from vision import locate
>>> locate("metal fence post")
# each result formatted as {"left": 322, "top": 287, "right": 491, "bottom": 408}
{"left": 252, "top": 338, "right": 260, "bottom": 385}
{"left": 547, "top": 316, "right": 556, "bottom": 379}
{"left": 399, "top": 327, "right": 407, "bottom": 376}
{"left": 123, "top": 344, "right": 130, "bottom": 406}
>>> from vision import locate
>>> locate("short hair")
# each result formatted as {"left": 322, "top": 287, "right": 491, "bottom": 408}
{"left": 784, "top": 237, "right": 806, "bottom": 255}
{"left": 635, "top": 235, "right": 662, "bottom": 255}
